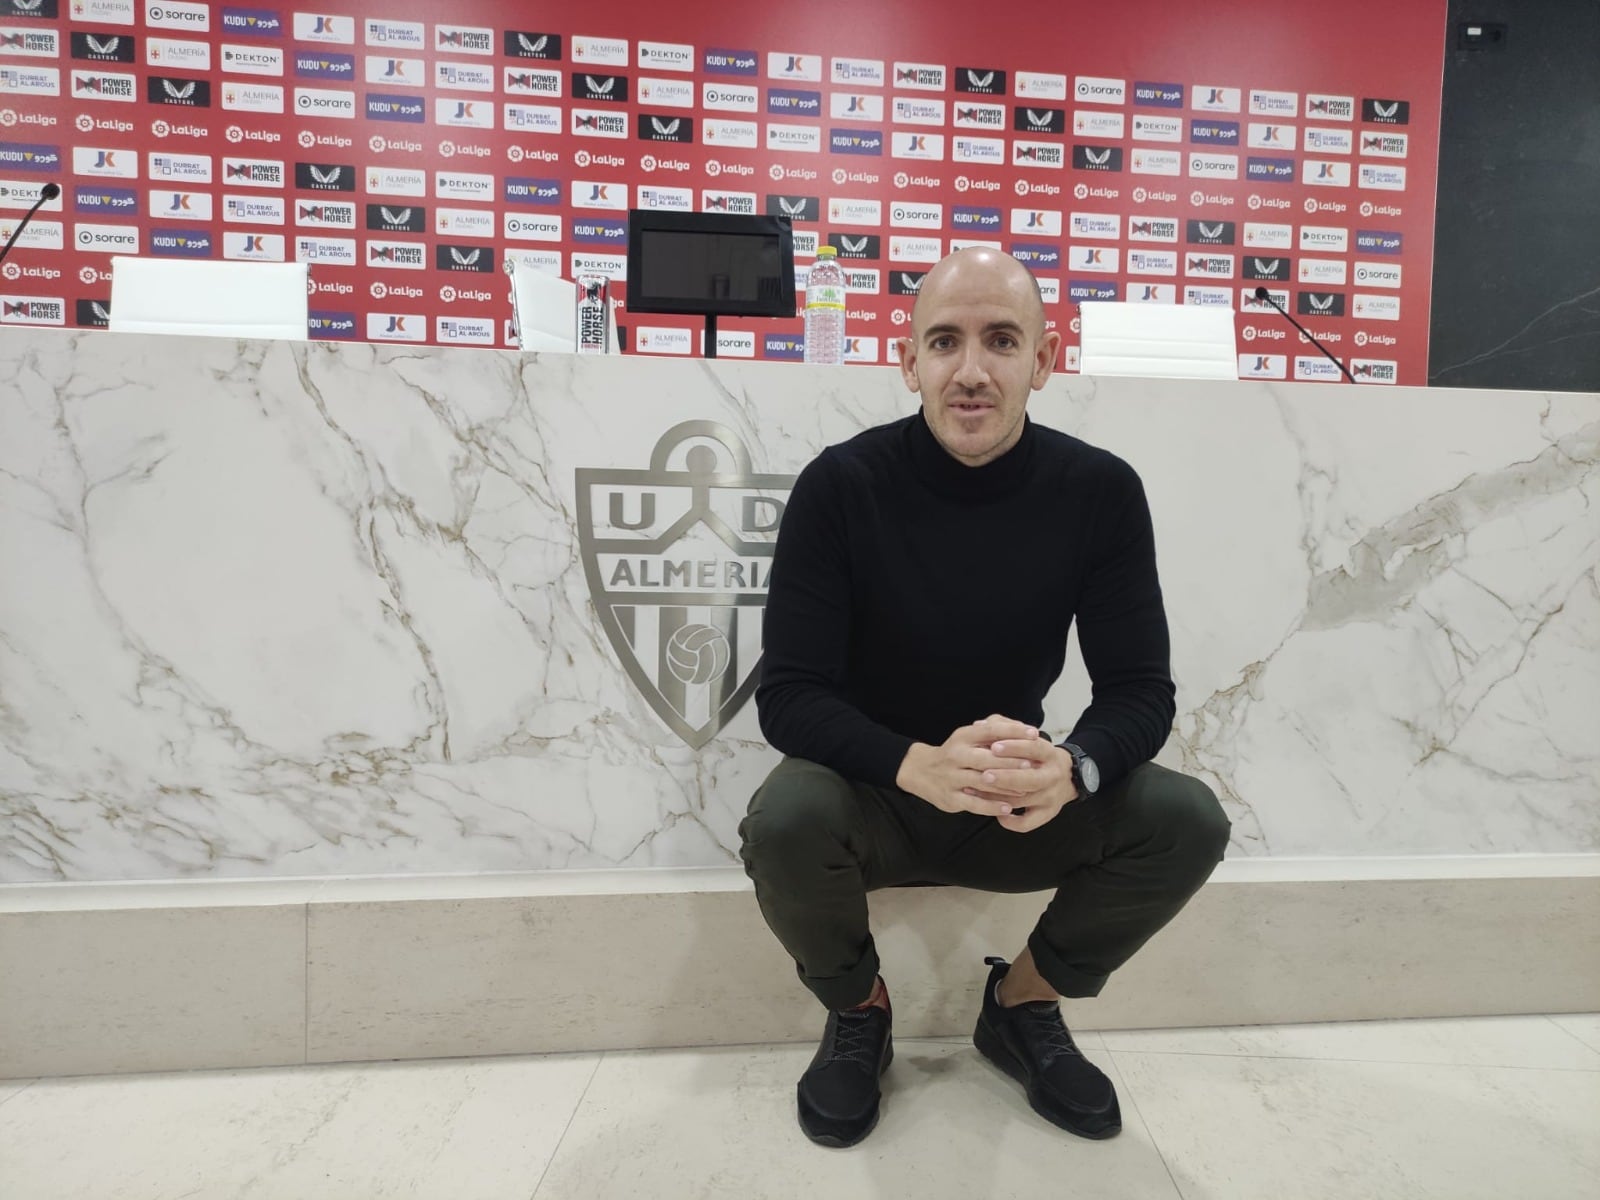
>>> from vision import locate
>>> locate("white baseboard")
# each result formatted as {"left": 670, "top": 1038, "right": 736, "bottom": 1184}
{"left": 3, "top": 857, "right": 1597, "bottom": 1080}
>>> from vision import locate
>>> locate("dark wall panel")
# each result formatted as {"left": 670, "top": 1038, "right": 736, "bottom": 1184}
{"left": 1429, "top": 1, "right": 1600, "bottom": 390}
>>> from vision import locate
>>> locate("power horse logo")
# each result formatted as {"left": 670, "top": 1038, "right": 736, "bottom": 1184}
{"left": 577, "top": 422, "right": 793, "bottom": 749}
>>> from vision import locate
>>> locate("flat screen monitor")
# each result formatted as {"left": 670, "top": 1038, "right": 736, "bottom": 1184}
{"left": 624, "top": 210, "right": 796, "bottom": 317}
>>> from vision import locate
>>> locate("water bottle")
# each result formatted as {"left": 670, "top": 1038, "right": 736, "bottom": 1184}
{"left": 803, "top": 246, "right": 846, "bottom": 364}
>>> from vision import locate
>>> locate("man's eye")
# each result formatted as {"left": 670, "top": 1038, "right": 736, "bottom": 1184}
{"left": 932, "top": 336, "right": 954, "bottom": 350}
{"left": 994, "top": 335, "right": 1015, "bottom": 349}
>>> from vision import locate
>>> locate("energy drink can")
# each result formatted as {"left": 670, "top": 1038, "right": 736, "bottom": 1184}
{"left": 575, "top": 273, "right": 610, "bottom": 355}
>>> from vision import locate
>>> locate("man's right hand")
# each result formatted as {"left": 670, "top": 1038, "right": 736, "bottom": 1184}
{"left": 894, "top": 715, "right": 1046, "bottom": 817}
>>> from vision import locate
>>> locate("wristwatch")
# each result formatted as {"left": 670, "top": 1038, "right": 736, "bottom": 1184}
{"left": 1062, "top": 742, "right": 1100, "bottom": 798}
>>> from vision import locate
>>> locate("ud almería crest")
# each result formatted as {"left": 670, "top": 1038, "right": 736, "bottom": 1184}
{"left": 577, "top": 422, "right": 794, "bottom": 749}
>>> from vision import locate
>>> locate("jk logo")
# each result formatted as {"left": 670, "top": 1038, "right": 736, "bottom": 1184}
{"left": 577, "top": 423, "right": 795, "bottom": 749}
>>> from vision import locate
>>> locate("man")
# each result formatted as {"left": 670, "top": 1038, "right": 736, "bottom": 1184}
{"left": 739, "top": 247, "right": 1231, "bottom": 1148}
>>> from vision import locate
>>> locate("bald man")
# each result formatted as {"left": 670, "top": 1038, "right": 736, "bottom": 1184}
{"left": 741, "top": 248, "right": 1230, "bottom": 1148}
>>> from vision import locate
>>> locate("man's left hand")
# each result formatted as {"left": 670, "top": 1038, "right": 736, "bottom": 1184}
{"left": 961, "top": 728, "right": 1079, "bottom": 833}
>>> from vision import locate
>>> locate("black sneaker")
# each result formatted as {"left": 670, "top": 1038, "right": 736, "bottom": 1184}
{"left": 797, "top": 985, "right": 893, "bottom": 1148}
{"left": 972, "top": 955, "right": 1121, "bottom": 1139}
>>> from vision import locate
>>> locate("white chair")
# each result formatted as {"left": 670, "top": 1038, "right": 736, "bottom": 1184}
{"left": 108, "top": 257, "right": 309, "bottom": 340}
{"left": 508, "top": 261, "right": 618, "bottom": 353}
{"left": 1078, "top": 301, "right": 1238, "bottom": 380}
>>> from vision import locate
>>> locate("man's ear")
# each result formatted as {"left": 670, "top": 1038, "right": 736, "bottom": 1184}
{"left": 1031, "top": 329, "right": 1062, "bottom": 388}
{"left": 897, "top": 337, "right": 921, "bottom": 392}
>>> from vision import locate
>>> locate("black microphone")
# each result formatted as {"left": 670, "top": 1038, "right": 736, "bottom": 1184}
{"left": 0, "top": 182, "right": 61, "bottom": 268}
{"left": 1251, "top": 284, "right": 1357, "bottom": 384}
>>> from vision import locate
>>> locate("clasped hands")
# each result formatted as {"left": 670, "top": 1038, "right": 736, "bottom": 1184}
{"left": 895, "top": 714, "right": 1079, "bottom": 833}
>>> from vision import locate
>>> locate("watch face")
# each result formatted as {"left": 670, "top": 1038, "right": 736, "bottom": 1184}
{"left": 1081, "top": 755, "right": 1100, "bottom": 793}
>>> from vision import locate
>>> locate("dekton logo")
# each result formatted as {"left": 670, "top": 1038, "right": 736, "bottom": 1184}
{"left": 576, "top": 423, "right": 794, "bottom": 749}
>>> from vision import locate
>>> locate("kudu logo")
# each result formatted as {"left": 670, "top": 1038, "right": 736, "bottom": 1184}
{"left": 576, "top": 423, "right": 795, "bottom": 749}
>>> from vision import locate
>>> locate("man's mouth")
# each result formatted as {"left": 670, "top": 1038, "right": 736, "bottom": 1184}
{"left": 950, "top": 399, "right": 993, "bottom": 414}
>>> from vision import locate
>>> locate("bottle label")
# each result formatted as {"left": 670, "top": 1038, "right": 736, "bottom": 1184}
{"left": 806, "top": 284, "right": 846, "bottom": 311}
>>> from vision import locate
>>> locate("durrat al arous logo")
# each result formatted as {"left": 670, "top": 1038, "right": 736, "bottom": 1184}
{"left": 576, "top": 422, "right": 794, "bottom": 748}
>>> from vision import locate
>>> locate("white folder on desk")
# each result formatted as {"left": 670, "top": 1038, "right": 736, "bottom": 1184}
{"left": 509, "top": 262, "right": 619, "bottom": 353}
{"left": 1078, "top": 301, "right": 1238, "bottom": 380}
{"left": 108, "top": 257, "right": 309, "bottom": 340}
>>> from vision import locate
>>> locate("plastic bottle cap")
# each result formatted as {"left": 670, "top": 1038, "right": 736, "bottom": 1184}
{"left": 817, "top": 246, "right": 837, "bottom": 257}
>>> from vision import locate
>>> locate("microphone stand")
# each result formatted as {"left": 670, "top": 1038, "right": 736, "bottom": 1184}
{"left": 0, "top": 183, "right": 61, "bottom": 269}
{"left": 1251, "top": 285, "right": 1358, "bottom": 384}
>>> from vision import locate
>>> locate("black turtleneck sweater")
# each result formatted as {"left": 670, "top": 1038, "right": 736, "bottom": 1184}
{"left": 755, "top": 411, "right": 1176, "bottom": 792}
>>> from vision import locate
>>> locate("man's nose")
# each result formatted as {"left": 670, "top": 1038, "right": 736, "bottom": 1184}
{"left": 952, "top": 345, "right": 991, "bottom": 388}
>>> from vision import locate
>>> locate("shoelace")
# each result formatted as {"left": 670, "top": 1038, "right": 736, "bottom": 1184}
{"left": 824, "top": 1009, "right": 886, "bottom": 1068}
{"left": 1012, "top": 1002, "right": 1082, "bottom": 1071}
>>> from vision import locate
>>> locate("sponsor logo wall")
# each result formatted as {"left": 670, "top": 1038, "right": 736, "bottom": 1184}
{"left": 0, "top": 0, "right": 1443, "bottom": 382}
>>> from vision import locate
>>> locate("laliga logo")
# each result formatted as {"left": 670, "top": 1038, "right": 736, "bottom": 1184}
{"left": 439, "top": 284, "right": 457, "bottom": 302}
{"left": 1359, "top": 201, "right": 1374, "bottom": 217}
{"left": 507, "top": 145, "right": 524, "bottom": 162}
{"left": 370, "top": 281, "right": 387, "bottom": 300}
{"left": 705, "top": 160, "right": 721, "bottom": 176}
{"left": 1, "top": 263, "right": 18, "bottom": 281}
{"left": 298, "top": 130, "right": 315, "bottom": 148}
{"left": 1190, "top": 190, "right": 1205, "bottom": 206}
{"left": 0, "top": 110, "right": 18, "bottom": 128}
{"left": 369, "top": 135, "right": 386, "bottom": 153}
{"left": 955, "top": 175, "right": 969, "bottom": 192}
{"left": 574, "top": 149, "right": 592, "bottom": 168}
{"left": 75, "top": 113, "right": 94, "bottom": 131}
{"left": 890, "top": 309, "right": 908, "bottom": 326}
{"left": 641, "top": 154, "right": 658, "bottom": 173}
{"left": 1070, "top": 316, "right": 1081, "bottom": 334}
{"left": 152, "top": 120, "right": 171, "bottom": 138}
{"left": 1014, "top": 179, "right": 1029, "bottom": 197}
{"left": 226, "top": 124, "right": 244, "bottom": 143}
{"left": 80, "top": 266, "right": 100, "bottom": 285}
{"left": 769, "top": 163, "right": 785, "bottom": 182}
{"left": 439, "top": 141, "right": 455, "bottom": 158}
{"left": 1242, "top": 326, "right": 1257, "bottom": 342}
{"left": 1304, "top": 198, "right": 1318, "bottom": 214}
{"left": 1132, "top": 187, "right": 1148, "bottom": 203}
{"left": 1248, "top": 195, "right": 1262, "bottom": 210}
{"left": 893, "top": 171, "right": 909, "bottom": 188}
{"left": 831, "top": 167, "right": 846, "bottom": 184}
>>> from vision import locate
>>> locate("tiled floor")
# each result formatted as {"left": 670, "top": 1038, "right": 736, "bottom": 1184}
{"left": 2, "top": 1014, "right": 1597, "bottom": 1200}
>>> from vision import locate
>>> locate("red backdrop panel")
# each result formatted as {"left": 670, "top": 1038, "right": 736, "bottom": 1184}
{"left": 0, "top": 0, "right": 1444, "bottom": 383}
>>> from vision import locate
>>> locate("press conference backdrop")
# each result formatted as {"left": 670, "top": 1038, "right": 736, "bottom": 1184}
{"left": 0, "top": 0, "right": 1443, "bottom": 383}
